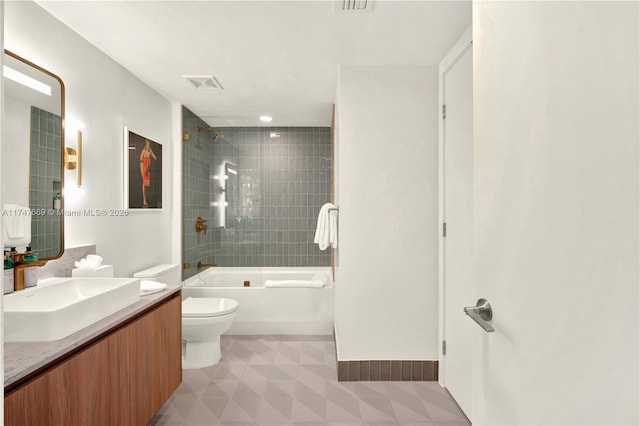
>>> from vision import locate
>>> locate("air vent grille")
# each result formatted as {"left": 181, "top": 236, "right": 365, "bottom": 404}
{"left": 183, "top": 75, "right": 224, "bottom": 90}
{"left": 335, "top": 0, "right": 373, "bottom": 13}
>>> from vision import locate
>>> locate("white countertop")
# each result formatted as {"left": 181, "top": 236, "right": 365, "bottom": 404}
{"left": 4, "top": 282, "right": 182, "bottom": 389}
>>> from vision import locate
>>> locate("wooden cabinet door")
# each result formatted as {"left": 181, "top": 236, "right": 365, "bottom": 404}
{"left": 128, "top": 294, "right": 182, "bottom": 424}
{"left": 5, "top": 294, "right": 182, "bottom": 426}
{"left": 5, "top": 332, "right": 121, "bottom": 426}
{"left": 149, "top": 295, "right": 182, "bottom": 412}
{"left": 5, "top": 358, "right": 76, "bottom": 426}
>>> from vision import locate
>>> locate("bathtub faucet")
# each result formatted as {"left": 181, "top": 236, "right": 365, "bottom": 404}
{"left": 196, "top": 261, "right": 217, "bottom": 270}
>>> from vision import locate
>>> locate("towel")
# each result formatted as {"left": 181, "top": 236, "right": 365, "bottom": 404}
{"left": 140, "top": 280, "right": 167, "bottom": 295}
{"left": 4, "top": 204, "right": 27, "bottom": 238}
{"left": 74, "top": 255, "right": 103, "bottom": 270}
{"left": 265, "top": 280, "right": 325, "bottom": 288}
{"left": 311, "top": 272, "right": 330, "bottom": 287}
{"left": 314, "top": 203, "right": 338, "bottom": 250}
{"left": 329, "top": 207, "right": 338, "bottom": 249}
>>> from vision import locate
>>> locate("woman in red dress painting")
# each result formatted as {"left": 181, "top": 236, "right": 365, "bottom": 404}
{"left": 140, "top": 139, "right": 157, "bottom": 207}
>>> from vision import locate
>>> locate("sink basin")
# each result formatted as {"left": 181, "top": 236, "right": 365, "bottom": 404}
{"left": 4, "top": 277, "right": 141, "bottom": 342}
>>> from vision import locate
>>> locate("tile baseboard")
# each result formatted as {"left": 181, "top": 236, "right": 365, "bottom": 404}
{"left": 333, "top": 327, "right": 438, "bottom": 382}
{"left": 336, "top": 359, "right": 438, "bottom": 381}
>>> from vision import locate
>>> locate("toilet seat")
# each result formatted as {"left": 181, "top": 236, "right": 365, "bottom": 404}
{"left": 182, "top": 297, "right": 239, "bottom": 318}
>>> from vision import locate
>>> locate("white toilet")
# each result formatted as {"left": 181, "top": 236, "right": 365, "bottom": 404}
{"left": 132, "top": 264, "right": 239, "bottom": 369}
{"left": 181, "top": 297, "right": 238, "bottom": 368}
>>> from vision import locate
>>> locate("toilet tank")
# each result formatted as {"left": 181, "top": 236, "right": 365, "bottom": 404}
{"left": 133, "top": 264, "right": 181, "bottom": 285}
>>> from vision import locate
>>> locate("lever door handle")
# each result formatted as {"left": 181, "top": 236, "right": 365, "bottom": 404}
{"left": 463, "top": 298, "right": 495, "bottom": 333}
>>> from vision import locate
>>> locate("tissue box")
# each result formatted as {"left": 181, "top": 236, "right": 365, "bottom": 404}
{"left": 71, "top": 265, "right": 114, "bottom": 278}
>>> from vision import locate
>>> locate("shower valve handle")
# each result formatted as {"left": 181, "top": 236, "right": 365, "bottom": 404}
{"left": 195, "top": 217, "right": 208, "bottom": 235}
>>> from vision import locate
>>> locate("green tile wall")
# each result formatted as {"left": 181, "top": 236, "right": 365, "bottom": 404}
{"left": 182, "top": 106, "right": 332, "bottom": 277}
{"left": 29, "top": 106, "right": 62, "bottom": 259}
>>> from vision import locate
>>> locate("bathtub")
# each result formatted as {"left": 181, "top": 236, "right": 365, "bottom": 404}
{"left": 182, "top": 267, "right": 334, "bottom": 335}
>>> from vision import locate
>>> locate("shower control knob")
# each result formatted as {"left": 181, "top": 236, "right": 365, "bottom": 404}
{"left": 195, "top": 217, "right": 208, "bottom": 234}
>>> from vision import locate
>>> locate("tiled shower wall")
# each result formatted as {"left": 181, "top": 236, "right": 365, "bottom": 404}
{"left": 182, "top": 107, "right": 332, "bottom": 277}
{"left": 261, "top": 127, "right": 332, "bottom": 267}
{"left": 182, "top": 108, "right": 225, "bottom": 280}
{"left": 214, "top": 127, "right": 332, "bottom": 268}
{"left": 30, "top": 106, "right": 62, "bottom": 259}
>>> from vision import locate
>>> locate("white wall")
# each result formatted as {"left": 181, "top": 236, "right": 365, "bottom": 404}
{"left": 335, "top": 65, "right": 439, "bottom": 360}
{"left": 170, "top": 102, "right": 182, "bottom": 265}
{"left": 1, "top": 0, "right": 6, "bottom": 420}
{"left": 472, "top": 1, "right": 639, "bottom": 424}
{"left": 5, "top": 1, "right": 174, "bottom": 276}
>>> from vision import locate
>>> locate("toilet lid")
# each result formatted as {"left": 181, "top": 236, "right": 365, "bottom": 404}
{"left": 182, "top": 297, "right": 239, "bottom": 318}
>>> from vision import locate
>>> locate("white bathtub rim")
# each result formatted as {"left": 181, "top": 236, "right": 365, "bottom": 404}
{"left": 183, "top": 266, "right": 333, "bottom": 288}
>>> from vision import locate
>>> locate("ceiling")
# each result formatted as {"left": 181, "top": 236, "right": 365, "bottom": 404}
{"left": 37, "top": 1, "right": 471, "bottom": 127}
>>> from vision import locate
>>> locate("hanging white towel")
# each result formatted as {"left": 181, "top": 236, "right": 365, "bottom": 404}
{"left": 329, "top": 207, "right": 338, "bottom": 249}
{"left": 3, "top": 204, "right": 31, "bottom": 247}
{"left": 4, "top": 204, "right": 25, "bottom": 238}
{"left": 314, "top": 203, "right": 329, "bottom": 250}
{"left": 314, "top": 203, "right": 338, "bottom": 250}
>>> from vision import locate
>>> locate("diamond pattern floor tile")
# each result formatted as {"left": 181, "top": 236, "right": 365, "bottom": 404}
{"left": 264, "top": 380, "right": 296, "bottom": 398}
{"left": 149, "top": 335, "right": 470, "bottom": 426}
{"left": 326, "top": 397, "right": 361, "bottom": 422}
{"left": 256, "top": 398, "right": 294, "bottom": 424}
{"left": 201, "top": 381, "right": 237, "bottom": 399}
{"left": 270, "top": 364, "right": 298, "bottom": 380}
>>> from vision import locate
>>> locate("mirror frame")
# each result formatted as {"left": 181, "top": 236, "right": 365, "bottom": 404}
{"left": 4, "top": 49, "right": 65, "bottom": 262}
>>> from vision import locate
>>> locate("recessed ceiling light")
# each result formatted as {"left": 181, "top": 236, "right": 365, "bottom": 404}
{"left": 259, "top": 115, "right": 273, "bottom": 122}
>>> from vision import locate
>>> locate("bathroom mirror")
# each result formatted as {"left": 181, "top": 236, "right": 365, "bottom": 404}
{"left": 224, "top": 162, "right": 239, "bottom": 228}
{"left": 2, "top": 50, "right": 65, "bottom": 260}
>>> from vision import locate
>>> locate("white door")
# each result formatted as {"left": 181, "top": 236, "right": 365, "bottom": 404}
{"left": 441, "top": 33, "right": 473, "bottom": 418}
{"left": 472, "top": 2, "right": 639, "bottom": 425}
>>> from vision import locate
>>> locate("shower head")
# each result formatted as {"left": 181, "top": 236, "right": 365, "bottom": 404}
{"left": 197, "top": 126, "right": 223, "bottom": 140}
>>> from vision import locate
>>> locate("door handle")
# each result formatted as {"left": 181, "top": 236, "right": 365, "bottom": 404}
{"left": 464, "top": 298, "right": 495, "bottom": 333}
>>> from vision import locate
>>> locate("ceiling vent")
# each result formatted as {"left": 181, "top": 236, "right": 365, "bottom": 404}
{"left": 183, "top": 75, "right": 224, "bottom": 90}
{"left": 335, "top": 0, "right": 373, "bottom": 13}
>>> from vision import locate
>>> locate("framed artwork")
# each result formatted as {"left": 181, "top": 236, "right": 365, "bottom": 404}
{"left": 123, "top": 127, "right": 163, "bottom": 210}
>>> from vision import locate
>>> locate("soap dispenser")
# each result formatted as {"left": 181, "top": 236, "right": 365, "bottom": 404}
{"left": 22, "top": 246, "right": 39, "bottom": 288}
{"left": 53, "top": 193, "right": 61, "bottom": 210}
{"left": 9, "top": 247, "right": 19, "bottom": 264}
{"left": 24, "top": 246, "right": 38, "bottom": 262}
{"left": 3, "top": 250, "right": 14, "bottom": 294}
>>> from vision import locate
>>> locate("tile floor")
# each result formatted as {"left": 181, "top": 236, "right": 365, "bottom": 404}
{"left": 149, "top": 335, "right": 470, "bottom": 426}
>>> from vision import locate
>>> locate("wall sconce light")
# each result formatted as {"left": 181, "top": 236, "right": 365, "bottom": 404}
{"left": 64, "top": 130, "right": 82, "bottom": 187}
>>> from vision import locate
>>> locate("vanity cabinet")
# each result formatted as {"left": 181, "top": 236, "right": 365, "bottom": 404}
{"left": 4, "top": 292, "right": 182, "bottom": 426}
